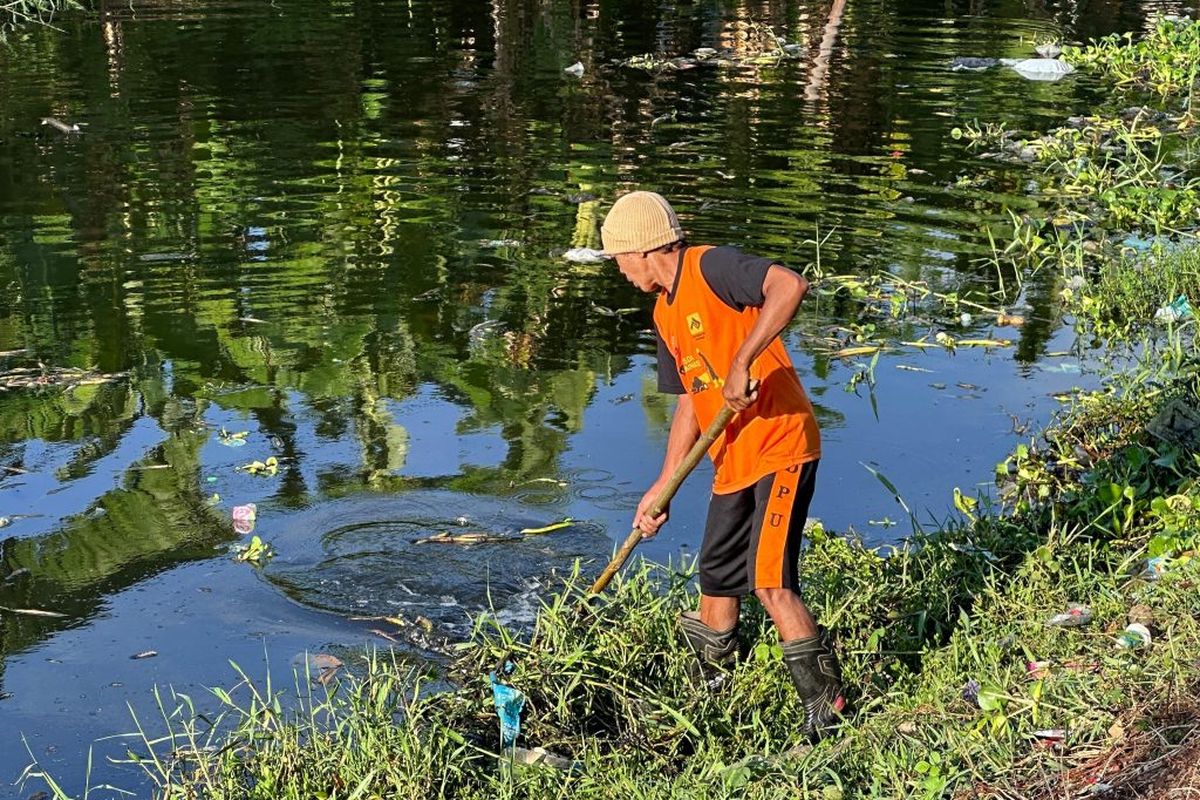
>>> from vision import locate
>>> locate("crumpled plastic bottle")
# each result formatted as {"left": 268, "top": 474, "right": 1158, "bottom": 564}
{"left": 1044, "top": 603, "right": 1093, "bottom": 627}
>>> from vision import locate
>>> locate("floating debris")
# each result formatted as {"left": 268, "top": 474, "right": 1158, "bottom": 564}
{"left": 563, "top": 62, "right": 584, "bottom": 78}
{"left": 469, "top": 319, "right": 504, "bottom": 342}
{"left": 218, "top": 428, "right": 250, "bottom": 447}
{"left": 833, "top": 345, "right": 883, "bottom": 359}
{"left": 2, "top": 568, "right": 31, "bottom": 583}
{"left": 236, "top": 457, "right": 279, "bottom": 477}
{"left": 309, "top": 653, "right": 343, "bottom": 686}
{"left": 950, "top": 57, "right": 999, "bottom": 71}
{"left": 1007, "top": 58, "right": 1075, "bottom": 81}
{"left": 413, "top": 531, "right": 516, "bottom": 545}
{"left": 0, "top": 365, "right": 127, "bottom": 392}
{"left": 479, "top": 239, "right": 521, "bottom": 249}
{"left": 520, "top": 518, "right": 572, "bottom": 536}
{"left": 995, "top": 312, "right": 1026, "bottom": 327}
{"left": 233, "top": 535, "right": 274, "bottom": 565}
{"left": 562, "top": 247, "right": 608, "bottom": 264}
{"left": 1034, "top": 42, "right": 1063, "bottom": 59}
{"left": 232, "top": 503, "right": 257, "bottom": 535}
{"left": 0, "top": 605, "right": 68, "bottom": 618}
{"left": 138, "top": 252, "right": 195, "bottom": 263}
{"left": 130, "top": 650, "right": 158, "bottom": 660}
{"left": 40, "top": 116, "right": 83, "bottom": 134}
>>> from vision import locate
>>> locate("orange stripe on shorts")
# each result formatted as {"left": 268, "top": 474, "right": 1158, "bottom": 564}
{"left": 754, "top": 464, "right": 802, "bottom": 589}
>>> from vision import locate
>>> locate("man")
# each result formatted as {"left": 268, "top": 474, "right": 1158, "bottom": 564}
{"left": 600, "top": 190, "right": 845, "bottom": 741}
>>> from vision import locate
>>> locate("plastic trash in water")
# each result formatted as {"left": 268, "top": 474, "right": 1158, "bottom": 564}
{"left": 562, "top": 247, "right": 608, "bottom": 264}
{"left": 1006, "top": 58, "right": 1075, "bottom": 81}
{"left": 563, "top": 61, "right": 584, "bottom": 77}
{"left": 950, "top": 56, "right": 999, "bottom": 71}
{"left": 232, "top": 503, "right": 257, "bottom": 535}
{"left": 1115, "top": 623, "right": 1152, "bottom": 649}
{"left": 1044, "top": 603, "right": 1093, "bottom": 627}
{"left": 490, "top": 672, "right": 525, "bottom": 748}
{"left": 1154, "top": 295, "right": 1193, "bottom": 323}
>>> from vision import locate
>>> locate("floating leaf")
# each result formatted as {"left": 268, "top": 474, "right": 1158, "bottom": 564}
{"left": 832, "top": 345, "right": 882, "bottom": 359}
{"left": 237, "top": 456, "right": 279, "bottom": 476}
{"left": 520, "top": 518, "right": 573, "bottom": 535}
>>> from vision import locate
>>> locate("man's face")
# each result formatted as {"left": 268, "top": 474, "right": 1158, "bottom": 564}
{"left": 614, "top": 252, "right": 654, "bottom": 293}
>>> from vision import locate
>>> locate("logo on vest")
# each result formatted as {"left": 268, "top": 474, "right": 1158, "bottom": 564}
{"left": 679, "top": 350, "right": 724, "bottom": 394}
{"left": 685, "top": 312, "right": 705, "bottom": 339}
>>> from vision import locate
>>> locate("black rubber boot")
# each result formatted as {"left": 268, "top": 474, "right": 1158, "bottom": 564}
{"left": 678, "top": 611, "right": 739, "bottom": 687}
{"left": 781, "top": 628, "right": 846, "bottom": 742}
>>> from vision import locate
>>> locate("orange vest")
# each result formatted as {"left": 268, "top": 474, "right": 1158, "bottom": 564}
{"left": 653, "top": 246, "right": 821, "bottom": 494}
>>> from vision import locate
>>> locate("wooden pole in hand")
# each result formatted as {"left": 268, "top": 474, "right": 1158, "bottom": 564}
{"left": 587, "top": 401, "right": 741, "bottom": 595}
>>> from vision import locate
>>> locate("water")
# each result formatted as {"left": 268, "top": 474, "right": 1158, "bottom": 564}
{"left": 0, "top": 0, "right": 1192, "bottom": 792}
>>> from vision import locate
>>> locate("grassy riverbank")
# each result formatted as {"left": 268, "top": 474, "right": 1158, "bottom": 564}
{"left": 21, "top": 15, "right": 1200, "bottom": 800}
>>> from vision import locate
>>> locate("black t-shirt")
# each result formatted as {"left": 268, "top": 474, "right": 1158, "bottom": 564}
{"left": 655, "top": 246, "right": 779, "bottom": 395}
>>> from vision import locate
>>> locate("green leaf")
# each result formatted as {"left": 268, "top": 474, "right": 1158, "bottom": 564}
{"left": 976, "top": 687, "right": 1005, "bottom": 712}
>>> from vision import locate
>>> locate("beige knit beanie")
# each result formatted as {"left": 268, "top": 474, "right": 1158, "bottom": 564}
{"left": 600, "top": 191, "right": 684, "bottom": 255}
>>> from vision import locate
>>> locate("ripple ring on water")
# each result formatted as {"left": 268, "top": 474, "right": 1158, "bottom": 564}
{"left": 569, "top": 468, "right": 615, "bottom": 483}
{"left": 574, "top": 485, "right": 620, "bottom": 501}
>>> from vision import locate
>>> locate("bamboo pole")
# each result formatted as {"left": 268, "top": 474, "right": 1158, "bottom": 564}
{"left": 587, "top": 402, "right": 740, "bottom": 595}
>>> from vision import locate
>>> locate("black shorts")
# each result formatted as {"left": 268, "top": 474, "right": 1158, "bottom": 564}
{"left": 698, "top": 459, "right": 818, "bottom": 597}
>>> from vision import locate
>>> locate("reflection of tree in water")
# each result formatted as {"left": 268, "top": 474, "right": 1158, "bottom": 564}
{"left": 0, "top": 413, "right": 224, "bottom": 675}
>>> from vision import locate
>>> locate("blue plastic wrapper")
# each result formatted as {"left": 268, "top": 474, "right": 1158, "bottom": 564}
{"left": 489, "top": 672, "right": 525, "bottom": 748}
